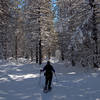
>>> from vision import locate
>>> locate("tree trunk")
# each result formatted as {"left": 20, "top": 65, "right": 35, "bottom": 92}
{"left": 15, "top": 36, "right": 18, "bottom": 60}
{"left": 30, "top": 48, "right": 33, "bottom": 62}
{"left": 71, "top": 47, "right": 75, "bottom": 66}
{"left": 38, "top": 5, "right": 42, "bottom": 65}
{"left": 61, "top": 51, "right": 64, "bottom": 61}
{"left": 90, "top": 2, "right": 99, "bottom": 68}
{"left": 48, "top": 48, "right": 51, "bottom": 60}
{"left": 39, "top": 39, "right": 42, "bottom": 65}
{"left": 36, "top": 43, "right": 38, "bottom": 63}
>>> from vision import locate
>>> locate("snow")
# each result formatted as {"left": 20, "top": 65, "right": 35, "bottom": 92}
{"left": 0, "top": 59, "right": 100, "bottom": 100}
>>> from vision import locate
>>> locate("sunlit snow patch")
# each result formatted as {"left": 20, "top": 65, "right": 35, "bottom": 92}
{"left": 67, "top": 72, "right": 76, "bottom": 75}
{"left": 0, "top": 78, "right": 9, "bottom": 82}
{"left": 91, "top": 73, "right": 98, "bottom": 77}
{"left": 0, "top": 97, "right": 5, "bottom": 100}
{"left": 73, "top": 78, "right": 84, "bottom": 83}
{"left": 96, "top": 98, "right": 100, "bottom": 100}
{"left": 98, "top": 68, "right": 100, "bottom": 71}
{"left": 8, "top": 74, "right": 39, "bottom": 81}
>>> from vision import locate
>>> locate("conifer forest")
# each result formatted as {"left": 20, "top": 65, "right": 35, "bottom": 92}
{"left": 0, "top": 0, "right": 100, "bottom": 100}
{"left": 0, "top": 0, "right": 100, "bottom": 67}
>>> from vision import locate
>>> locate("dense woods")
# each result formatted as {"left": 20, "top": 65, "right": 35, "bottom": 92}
{"left": 0, "top": 0, "right": 100, "bottom": 67}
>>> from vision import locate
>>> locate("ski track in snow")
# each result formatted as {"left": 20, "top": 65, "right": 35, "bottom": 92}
{"left": 0, "top": 60, "right": 100, "bottom": 100}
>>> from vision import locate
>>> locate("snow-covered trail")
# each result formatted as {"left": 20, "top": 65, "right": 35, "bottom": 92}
{"left": 0, "top": 61, "right": 100, "bottom": 100}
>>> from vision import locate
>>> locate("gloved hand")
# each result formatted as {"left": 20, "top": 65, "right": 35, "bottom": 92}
{"left": 40, "top": 69, "right": 43, "bottom": 72}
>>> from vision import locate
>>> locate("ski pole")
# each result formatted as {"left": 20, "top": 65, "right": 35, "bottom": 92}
{"left": 39, "top": 71, "right": 41, "bottom": 86}
{"left": 54, "top": 72, "right": 58, "bottom": 82}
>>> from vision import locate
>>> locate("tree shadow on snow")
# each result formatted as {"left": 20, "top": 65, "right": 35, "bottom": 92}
{"left": 0, "top": 63, "right": 42, "bottom": 100}
{"left": 0, "top": 62, "right": 100, "bottom": 100}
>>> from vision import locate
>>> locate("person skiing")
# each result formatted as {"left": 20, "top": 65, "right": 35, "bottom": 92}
{"left": 40, "top": 61, "right": 55, "bottom": 91}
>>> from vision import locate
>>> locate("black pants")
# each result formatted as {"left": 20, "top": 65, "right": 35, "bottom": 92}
{"left": 45, "top": 74, "right": 53, "bottom": 89}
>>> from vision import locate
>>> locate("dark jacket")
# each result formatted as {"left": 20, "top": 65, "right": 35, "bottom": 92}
{"left": 43, "top": 63, "right": 55, "bottom": 78}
